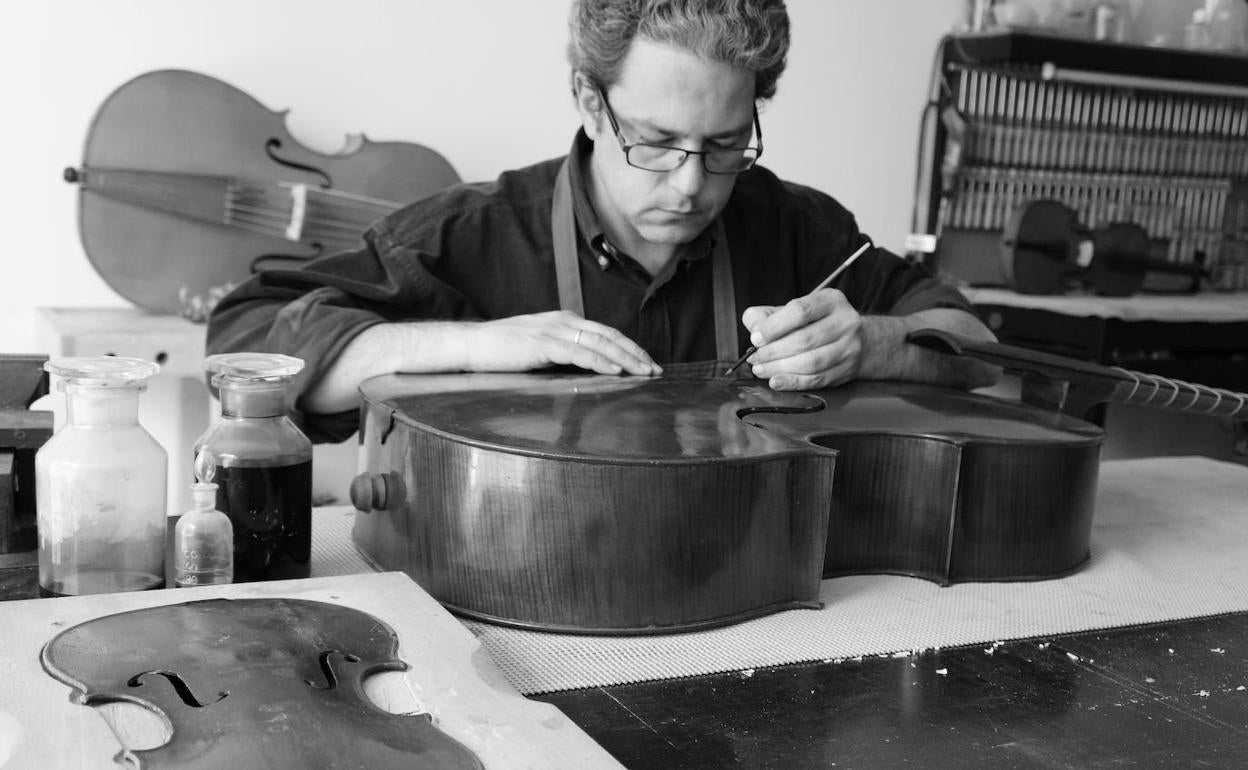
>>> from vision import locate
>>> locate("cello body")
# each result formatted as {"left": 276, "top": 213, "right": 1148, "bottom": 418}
{"left": 749, "top": 383, "right": 1102, "bottom": 584}
{"left": 69, "top": 69, "right": 460, "bottom": 315}
{"left": 350, "top": 374, "right": 1104, "bottom": 634}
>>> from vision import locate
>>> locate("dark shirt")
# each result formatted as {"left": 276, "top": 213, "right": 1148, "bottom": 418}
{"left": 207, "top": 131, "right": 972, "bottom": 443}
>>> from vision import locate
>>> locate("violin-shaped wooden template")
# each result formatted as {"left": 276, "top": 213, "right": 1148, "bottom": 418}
{"left": 40, "top": 598, "right": 483, "bottom": 769}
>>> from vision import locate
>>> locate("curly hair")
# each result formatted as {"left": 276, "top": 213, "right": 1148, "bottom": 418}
{"left": 567, "top": 0, "right": 790, "bottom": 101}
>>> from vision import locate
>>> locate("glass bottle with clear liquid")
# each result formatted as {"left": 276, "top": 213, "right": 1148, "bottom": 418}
{"left": 36, "top": 357, "right": 168, "bottom": 596}
{"left": 194, "top": 353, "right": 313, "bottom": 583}
{"left": 174, "top": 450, "right": 234, "bottom": 587}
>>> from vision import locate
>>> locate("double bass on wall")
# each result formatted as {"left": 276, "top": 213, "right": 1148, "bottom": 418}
{"left": 64, "top": 69, "right": 460, "bottom": 319}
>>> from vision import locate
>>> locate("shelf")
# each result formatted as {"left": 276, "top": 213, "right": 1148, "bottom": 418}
{"left": 941, "top": 31, "right": 1248, "bottom": 89}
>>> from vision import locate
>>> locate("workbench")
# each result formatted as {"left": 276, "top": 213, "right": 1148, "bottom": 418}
{"left": 964, "top": 289, "right": 1248, "bottom": 462}
{"left": 964, "top": 289, "right": 1248, "bottom": 398}
{"left": 2, "top": 456, "right": 1246, "bottom": 768}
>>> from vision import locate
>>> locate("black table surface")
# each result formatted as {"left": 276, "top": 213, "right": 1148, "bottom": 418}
{"left": 4, "top": 564, "right": 1245, "bottom": 768}
{"left": 534, "top": 611, "right": 1248, "bottom": 769}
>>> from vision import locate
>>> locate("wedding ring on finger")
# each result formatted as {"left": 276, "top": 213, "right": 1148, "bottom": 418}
{"left": 574, "top": 329, "right": 584, "bottom": 346}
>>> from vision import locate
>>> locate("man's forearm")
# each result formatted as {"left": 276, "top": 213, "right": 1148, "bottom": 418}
{"left": 300, "top": 322, "right": 473, "bottom": 414}
{"left": 299, "top": 310, "right": 663, "bottom": 415}
{"left": 857, "top": 308, "right": 1001, "bottom": 390}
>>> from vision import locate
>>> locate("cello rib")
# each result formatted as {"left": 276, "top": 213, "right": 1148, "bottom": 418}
{"left": 351, "top": 374, "right": 835, "bottom": 634}
{"left": 350, "top": 374, "right": 1104, "bottom": 633}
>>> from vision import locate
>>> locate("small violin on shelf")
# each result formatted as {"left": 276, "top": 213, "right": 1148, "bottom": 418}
{"left": 1001, "top": 199, "right": 1207, "bottom": 297}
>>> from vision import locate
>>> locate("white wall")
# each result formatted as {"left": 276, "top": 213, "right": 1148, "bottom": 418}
{"left": 0, "top": 0, "right": 965, "bottom": 354}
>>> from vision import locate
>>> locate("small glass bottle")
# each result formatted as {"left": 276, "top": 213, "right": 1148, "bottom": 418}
{"left": 194, "top": 353, "right": 312, "bottom": 583}
{"left": 174, "top": 450, "right": 234, "bottom": 587}
{"left": 36, "top": 356, "right": 167, "bottom": 596}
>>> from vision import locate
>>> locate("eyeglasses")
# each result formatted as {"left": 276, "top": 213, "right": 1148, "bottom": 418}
{"left": 598, "top": 91, "right": 763, "bottom": 175}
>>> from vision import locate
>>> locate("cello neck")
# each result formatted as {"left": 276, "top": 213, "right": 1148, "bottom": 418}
{"left": 1108, "top": 366, "right": 1248, "bottom": 419}
{"left": 66, "top": 166, "right": 399, "bottom": 255}
{"left": 908, "top": 328, "right": 1248, "bottom": 420}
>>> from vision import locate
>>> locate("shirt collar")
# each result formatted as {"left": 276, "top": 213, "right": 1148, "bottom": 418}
{"left": 567, "top": 129, "right": 606, "bottom": 256}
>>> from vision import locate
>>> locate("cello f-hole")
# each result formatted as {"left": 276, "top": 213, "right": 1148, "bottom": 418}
{"left": 265, "top": 137, "right": 333, "bottom": 188}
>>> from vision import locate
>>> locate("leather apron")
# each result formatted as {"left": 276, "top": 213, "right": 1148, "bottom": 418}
{"left": 551, "top": 160, "right": 742, "bottom": 378}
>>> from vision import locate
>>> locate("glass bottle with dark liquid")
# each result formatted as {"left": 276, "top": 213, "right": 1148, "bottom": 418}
{"left": 194, "top": 353, "right": 312, "bottom": 582}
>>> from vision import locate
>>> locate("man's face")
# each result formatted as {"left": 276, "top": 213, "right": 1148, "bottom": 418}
{"left": 581, "top": 37, "right": 758, "bottom": 250}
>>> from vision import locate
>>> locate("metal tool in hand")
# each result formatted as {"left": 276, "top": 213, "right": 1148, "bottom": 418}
{"left": 723, "top": 240, "right": 873, "bottom": 376}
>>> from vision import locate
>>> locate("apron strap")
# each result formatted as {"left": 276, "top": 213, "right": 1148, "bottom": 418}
{"left": 709, "top": 219, "right": 738, "bottom": 363}
{"left": 551, "top": 161, "right": 585, "bottom": 317}
{"left": 551, "top": 157, "right": 739, "bottom": 361}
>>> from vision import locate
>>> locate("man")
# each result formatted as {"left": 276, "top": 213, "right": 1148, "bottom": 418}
{"left": 208, "top": 0, "right": 998, "bottom": 444}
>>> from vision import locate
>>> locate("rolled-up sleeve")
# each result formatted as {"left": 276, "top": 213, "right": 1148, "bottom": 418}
{"left": 206, "top": 215, "right": 476, "bottom": 443}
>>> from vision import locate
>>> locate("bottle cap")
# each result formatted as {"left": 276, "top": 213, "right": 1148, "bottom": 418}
{"left": 45, "top": 356, "right": 160, "bottom": 385}
{"left": 187, "top": 481, "right": 221, "bottom": 516}
{"left": 204, "top": 353, "right": 304, "bottom": 382}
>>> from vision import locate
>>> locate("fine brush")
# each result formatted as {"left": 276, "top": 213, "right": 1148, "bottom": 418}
{"left": 722, "top": 240, "right": 872, "bottom": 376}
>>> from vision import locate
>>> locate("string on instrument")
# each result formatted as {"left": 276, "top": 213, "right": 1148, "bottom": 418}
{"left": 1110, "top": 366, "right": 1248, "bottom": 417}
{"left": 76, "top": 167, "right": 400, "bottom": 255}
{"left": 223, "top": 181, "right": 399, "bottom": 248}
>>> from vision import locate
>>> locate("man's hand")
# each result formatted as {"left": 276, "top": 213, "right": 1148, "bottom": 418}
{"left": 300, "top": 312, "right": 659, "bottom": 415}
{"left": 740, "top": 297, "right": 1002, "bottom": 393}
{"left": 741, "top": 289, "right": 864, "bottom": 390}
{"left": 465, "top": 311, "right": 661, "bottom": 377}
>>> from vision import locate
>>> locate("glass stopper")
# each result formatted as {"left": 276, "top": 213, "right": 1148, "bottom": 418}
{"left": 194, "top": 448, "right": 217, "bottom": 485}
{"left": 44, "top": 356, "right": 160, "bottom": 385}
{"left": 204, "top": 353, "right": 304, "bottom": 381}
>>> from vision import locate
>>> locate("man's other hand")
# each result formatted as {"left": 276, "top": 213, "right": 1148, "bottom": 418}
{"left": 465, "top": 311, "right": 661, "bottom": 377}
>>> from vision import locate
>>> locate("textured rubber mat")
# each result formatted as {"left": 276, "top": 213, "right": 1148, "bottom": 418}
{"left": 315, "top": 457, "right": 1248, "bottom": 695}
